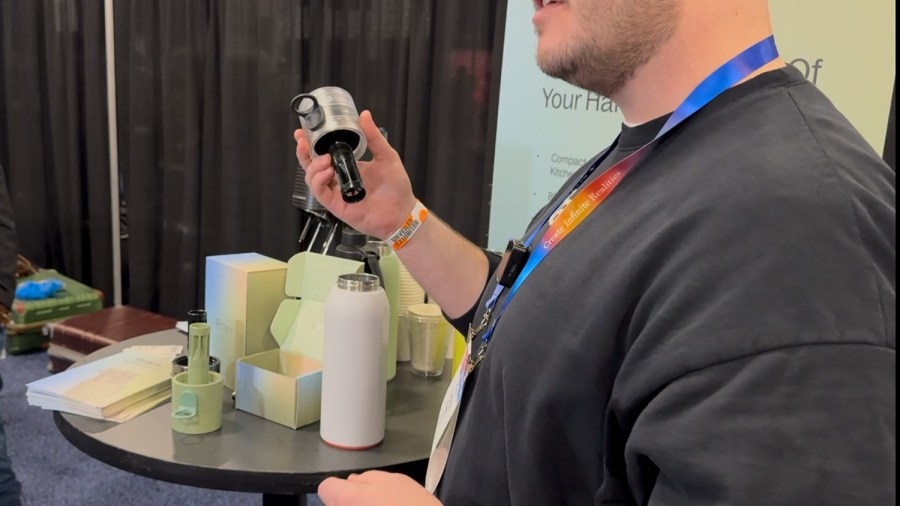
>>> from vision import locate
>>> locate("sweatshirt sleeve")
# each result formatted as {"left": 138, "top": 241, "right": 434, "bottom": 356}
{"left": 607, "top": 343, "right": 895, "bottom": 506}
{"left": 445, "top": 249, "right": 502, "bottom": 335}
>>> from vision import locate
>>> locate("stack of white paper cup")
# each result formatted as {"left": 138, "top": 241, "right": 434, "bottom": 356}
{"left": 396, "top": 261, "right": 426, "bottom": 361}
{"left": 407, "top": 303, "right": 450, "bottom": 377}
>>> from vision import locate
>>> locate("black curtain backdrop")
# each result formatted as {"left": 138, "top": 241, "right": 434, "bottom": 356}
{"left": 0, "top": 0, "right": 114, "bottom": 303}
{"left": 0, "top": 0, "right": 501, "bottom": 319}
{"left": 115, "top": 0, "right": 501, "bottom": 318}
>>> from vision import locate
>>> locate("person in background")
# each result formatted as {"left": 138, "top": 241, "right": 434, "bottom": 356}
{"left": 0, "top": 165, "right": 23, "bottom": 506}
{"left": 297, "top": 0, "right": 895, "bottom": 504}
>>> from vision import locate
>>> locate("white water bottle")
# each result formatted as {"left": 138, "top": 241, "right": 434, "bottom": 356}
{"left": 320, "top": 273, "right": 389, "bottom": 449}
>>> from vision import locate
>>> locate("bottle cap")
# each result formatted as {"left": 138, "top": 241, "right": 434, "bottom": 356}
{"left": 187, "top": 309, "right": 207, "bottom": 324}
{"left": 337, "top": 273, "right": 380, "bottom": 292}
{"left": 341, "top": 226, "right": 368, "bottom": 248}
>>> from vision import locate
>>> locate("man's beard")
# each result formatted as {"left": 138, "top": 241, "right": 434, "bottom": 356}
{"left": 538, "top": 42, "right": 637, "bottom": 98}
{"left": 536, "top": 4, "right": 679, "bottom": 98}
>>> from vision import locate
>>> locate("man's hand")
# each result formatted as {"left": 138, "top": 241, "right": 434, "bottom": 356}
{"left": 296, "top": 110, "right": 490, "bottom": 319}
{"left": 295, "top": 110, "right": 417, "bottom": 241}
{"left": 318, "top": 471, "right": 442, "bottom": 506}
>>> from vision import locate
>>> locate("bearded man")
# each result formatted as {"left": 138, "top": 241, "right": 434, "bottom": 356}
{"left": 300, "top": 1, "right": 896, "bottom": 504}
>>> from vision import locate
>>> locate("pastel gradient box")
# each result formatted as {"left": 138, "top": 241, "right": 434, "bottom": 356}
{"left": 235, "top": 252, "right": 363, "bottom": 429}
{"left": 235, "top": 351, "right": 323, "bottom": 430}
{"left": 205, "top": 253, "right": 288, "bottom": 390}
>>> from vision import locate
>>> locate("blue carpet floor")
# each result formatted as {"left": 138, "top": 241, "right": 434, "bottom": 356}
{"left": 1, "top": 348, "right": 323, "bottom": 506}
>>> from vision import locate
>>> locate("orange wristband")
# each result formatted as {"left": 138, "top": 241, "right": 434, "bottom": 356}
{"left": 388, "top": 201, "right": 428, "bottom": 250}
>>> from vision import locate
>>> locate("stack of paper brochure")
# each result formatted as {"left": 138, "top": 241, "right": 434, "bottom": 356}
{"left": 26, "top": 346, "right": 181, "bottom": 423}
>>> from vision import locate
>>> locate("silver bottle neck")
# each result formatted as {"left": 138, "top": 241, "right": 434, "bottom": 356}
{"left": 337, "top": 273, "right": 381, "bottom": 292}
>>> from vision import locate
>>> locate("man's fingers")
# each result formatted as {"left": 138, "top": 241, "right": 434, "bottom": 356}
{"left": 308, "top": 166, "right": 335, "bottom": 190}
{"left": 318, "top": 477, "right": 366, "bottom": 505}
{"left": 295, "top": 134, "right": 313, "bottom": 169}
{"left": 320, "top": 472, "right": 437, "bottom": 505}
{"left": 318, "top": 476, "right": 344, "bottom": 497}
{"left": 305, "top": 154, "right": 338, "bottom": 200}
{"left": 306, "top": 158, "right": 334, "bottom": 185}
{"left": 359, "top": 110, "right": 393, "bottom": 160}
{"left": 346, "top": 470, "right": 392, "bottom": 483}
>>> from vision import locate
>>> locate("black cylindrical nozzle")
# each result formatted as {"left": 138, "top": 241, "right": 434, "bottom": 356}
{"left": 329, "top": 141, "right": 366, "bottom": 203}
{"left": 187, "top": 309, "right": 207, "bottom": 325}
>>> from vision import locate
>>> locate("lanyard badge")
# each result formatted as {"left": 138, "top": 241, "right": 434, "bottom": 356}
{"left": 497, "top": 239, "right": 530, "bottom": 288}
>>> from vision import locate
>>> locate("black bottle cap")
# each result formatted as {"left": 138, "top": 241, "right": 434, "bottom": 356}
{"left": 187, "top": 309, "right": 207, "bottom": 325}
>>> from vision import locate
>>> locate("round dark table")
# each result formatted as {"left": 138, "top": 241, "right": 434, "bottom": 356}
{"left": 53, "top": 329, "right": 450, "bottom": 505}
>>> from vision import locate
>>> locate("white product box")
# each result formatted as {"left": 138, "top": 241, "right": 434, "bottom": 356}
{"left": 205, "top": 253, "right": 288, "bottom": 390}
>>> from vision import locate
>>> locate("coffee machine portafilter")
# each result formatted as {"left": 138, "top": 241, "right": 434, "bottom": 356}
{"left": 291, "top": 87, "right": 367, "bottom": 203}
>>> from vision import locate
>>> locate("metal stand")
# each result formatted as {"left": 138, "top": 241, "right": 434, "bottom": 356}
{"left": 262, "top": 493, "right": 308, "bottom": 506}
{"left": 298, "top": 211, "right": 340, "bottom": 255}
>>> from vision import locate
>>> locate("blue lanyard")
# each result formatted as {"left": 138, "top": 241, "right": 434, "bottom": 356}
{"left": 471, "top": 36, "right": 779, "bottom": 359}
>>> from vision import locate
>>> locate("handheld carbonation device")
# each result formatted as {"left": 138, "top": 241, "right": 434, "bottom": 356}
{"left": 291, "top": 87, "right": 367, "bottom": 203}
